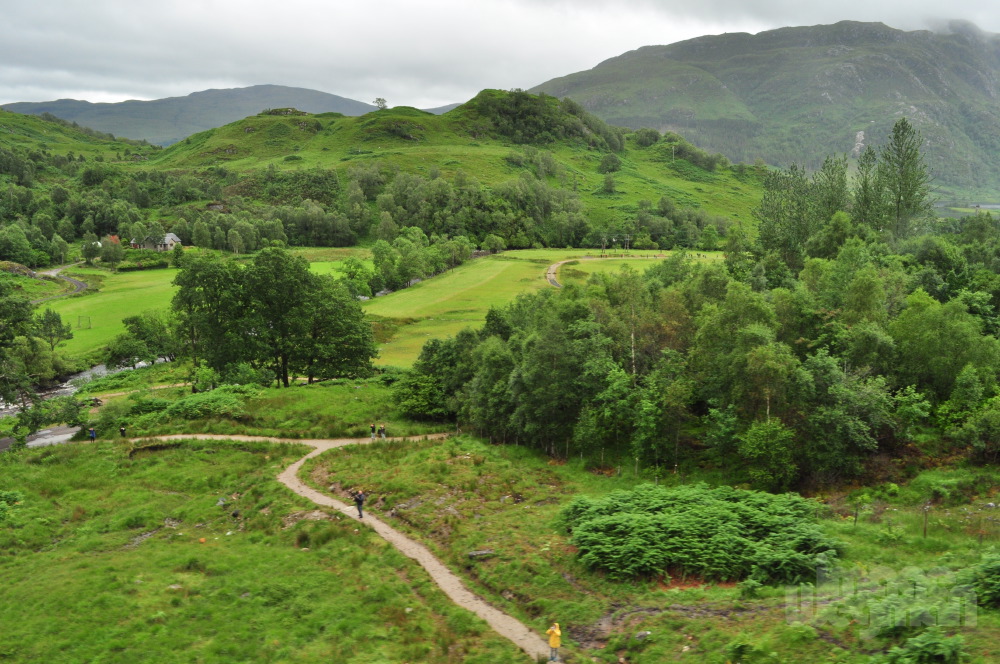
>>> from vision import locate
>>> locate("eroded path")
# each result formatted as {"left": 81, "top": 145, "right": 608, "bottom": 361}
{"left": 147, "top": 432, "right": 549, "bottom": 661}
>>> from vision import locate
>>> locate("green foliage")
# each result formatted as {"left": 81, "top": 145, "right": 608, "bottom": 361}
{"left": 737, "top": 418, "right": 798, "bottom": 491}
{"left": 597, "top": 153, "right": 622, "bottom": 174}
{"left": 957, "top": 552, "right": 1000, "bottom": 609}
{"left": 876, "top": 627, "right": 968, "bottom": 663}
{"left": 633, "top": 128, "right": 660, "bottom": 148}
{"left": 0, "top": 490, "right": 23, "bottom": 523}
{"left": 163, "top": 385, "right": 259, "bottom": 420}
{"left": 562, "top": 483, "right": 839, "bottom": 583}
{"left": 174, "top": 248, "right": 376, "bottom": 387}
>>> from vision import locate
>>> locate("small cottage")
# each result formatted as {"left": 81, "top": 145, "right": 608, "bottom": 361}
{"left": 130, "top": 233, "right": 182, "bottom": 252}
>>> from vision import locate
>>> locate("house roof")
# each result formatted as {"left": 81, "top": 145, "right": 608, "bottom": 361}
{"left": 129, "top": 233, "right": 182, "bottom": 245}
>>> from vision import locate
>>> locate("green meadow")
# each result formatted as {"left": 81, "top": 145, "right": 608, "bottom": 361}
{"left": 552, "top": 250, "right": 724, "bottom": 287}
{"left": 0, "top": 438, "right": 519, "bottom": 664}
{"left": 364, "top": 249, "right": 587, "bottom": 367}
{"left": 43, "top": 266, "right": 181, "bottom": 363}
{"left": 33, "top": 249, "right": 706, "bottom": 369}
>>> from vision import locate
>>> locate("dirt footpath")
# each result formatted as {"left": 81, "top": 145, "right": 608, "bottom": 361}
{"left": 150, "top": 433, "right": 550, "bottom": 661}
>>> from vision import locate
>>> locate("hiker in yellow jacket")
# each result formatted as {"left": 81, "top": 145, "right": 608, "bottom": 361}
{"left": 546, "top": 622, "right": 561, "bottom": 662}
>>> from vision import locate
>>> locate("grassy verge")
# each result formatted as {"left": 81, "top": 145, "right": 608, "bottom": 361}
{"left": 0, "top": 439, "right": 521, "bottom": 663}
{"left": 2, "top": 271, "right": 66, "bottom": 301}
{"left": 304, "top": 435, "right": 1000, "bottom": 663}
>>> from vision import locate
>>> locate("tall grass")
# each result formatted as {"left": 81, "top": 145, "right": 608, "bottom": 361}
{"left": 0, "top": 439, "right": 521, "bottom": 663}
{"left": 305, "top": 435, "right": 1000, "bottom": 663}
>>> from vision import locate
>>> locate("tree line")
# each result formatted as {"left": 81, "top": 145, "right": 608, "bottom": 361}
{"left": 395, "top": 118, "right": 1000, "bottom": 489}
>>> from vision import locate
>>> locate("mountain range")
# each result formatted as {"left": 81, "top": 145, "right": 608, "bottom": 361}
{"left": 2, "top": 85, "right": 379, "bottom": 147}
{"left": 531, "top": 20, "right": 1000, "bottom": 200}
{"left": 5, "top": 20, "right": 1000, "bottom": 200}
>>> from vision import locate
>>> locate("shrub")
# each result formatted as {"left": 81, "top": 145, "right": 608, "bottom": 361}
{"left": 562, "top": 483, "right": 839, "bottom": 584}
{"left": 164, "top": 385, "right": 259, "bottom": 420}
{"left": 0, "top": 490, "right": 23, "bottom": 524}
{"left": 877, "top": 627, "right": 967, "bottom": 664}
{"left": 958, "top": 552, "right": 1000, "bottom": 608}
{"left": 128, "top": 397, "right": 172, "bottom": 415}
{"left": 597, "top": 153, "right": 622, "bottom": 174}
{"left": 635, "top": 128, "right": 660, "bottom": 147}
{"left": 117, "top": 259, "right": 169, "bottom": 272}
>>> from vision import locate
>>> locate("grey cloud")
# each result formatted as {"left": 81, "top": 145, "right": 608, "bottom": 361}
{"left": 1, "top": 0, "right": 996, "bottom": 107}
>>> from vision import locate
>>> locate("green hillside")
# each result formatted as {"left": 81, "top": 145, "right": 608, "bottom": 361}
{"left": 531, "top": 20, "right": 1000, "bottom": 201}
{"left": 146, "top": 92, "right": 759, "bottom": 226}
{"left": 0, "top": 107, "right": 159, "bottom": 161}
{"left": 6, "top": 87, "right": 1000, "bottom": 664}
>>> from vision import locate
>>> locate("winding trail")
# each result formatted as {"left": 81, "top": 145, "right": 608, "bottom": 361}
{"left": 143, "top": 432, "right": 550, "bottom": 661}
{"left": 31, "top": 263, "right": 88, "bottom": 303}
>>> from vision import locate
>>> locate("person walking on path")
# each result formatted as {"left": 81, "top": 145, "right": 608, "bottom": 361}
{"left": 119, "top": 425, "right": 126, "bottom": 438}
{"left": 378, "top": 423, "right": 386, "bottom": 439}
{"left": 351, "top": 488, "right": 366, "bottom": 519}
{"left": 370, "top": 423, "right": 376, "bottom": 440}
{"left": 546, "top": 622, "right": 561, "bottom": 662}
{"left": 88, "top": 427, "right": 96, "bottom": 441}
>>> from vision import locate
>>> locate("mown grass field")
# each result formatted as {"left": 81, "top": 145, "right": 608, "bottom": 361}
{"left": 0, "top": 439, "right": 520, "bottom": 664}
{"left": 42, "top": 266, "right": 181, "bottom": 364}
{"left": 363, "top": 249, "right": 600, "bottom": 367}
{"left": 552, "top": 251, "right": 724, "bottom": 288}
{"left": 34, "top": 249, "right": 708, "bottom": 369}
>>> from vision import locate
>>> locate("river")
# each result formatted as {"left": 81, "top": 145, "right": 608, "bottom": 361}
{"left": 0, "top": 364, "right": 113, "bottom": 450}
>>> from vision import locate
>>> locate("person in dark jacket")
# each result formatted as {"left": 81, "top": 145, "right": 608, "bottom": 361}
{"left": 351, "top": 488, "right": 366, "bottom": 519}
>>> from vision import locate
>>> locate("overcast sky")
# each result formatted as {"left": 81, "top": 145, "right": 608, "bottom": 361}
{"left": 2, "top": 0, "right": 997, "bottom": 109}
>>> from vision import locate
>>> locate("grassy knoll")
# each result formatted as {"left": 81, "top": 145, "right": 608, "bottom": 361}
{"left": 307, "top": 435, "right": 1000, "bottom": 663}
{"left": 42, "top": 266, "right": 180, "bottom": 363}
{"left": 146, "top": 105, "right": 760, "bottom": 226}
{"left": 0, "top": 107, "right": 158, "bottom": 162}
{"left": 74, "top": 361, "right": 191, "bottom": 397}
{"left": 75, "top": 369, "right": 443, "bottom": 442}
{"left": 0, "top": 439, "right": 519, "bottom": 663}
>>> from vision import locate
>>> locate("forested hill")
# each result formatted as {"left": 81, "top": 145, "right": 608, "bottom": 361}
{"left": 530, "top": 20, "right": 1000, "bottom": 201}
{"left": 0, "top": 91, "right": 760, "bottom": 266}
{"left": 3, "top": 85, "right": 377, "bottom": 147}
